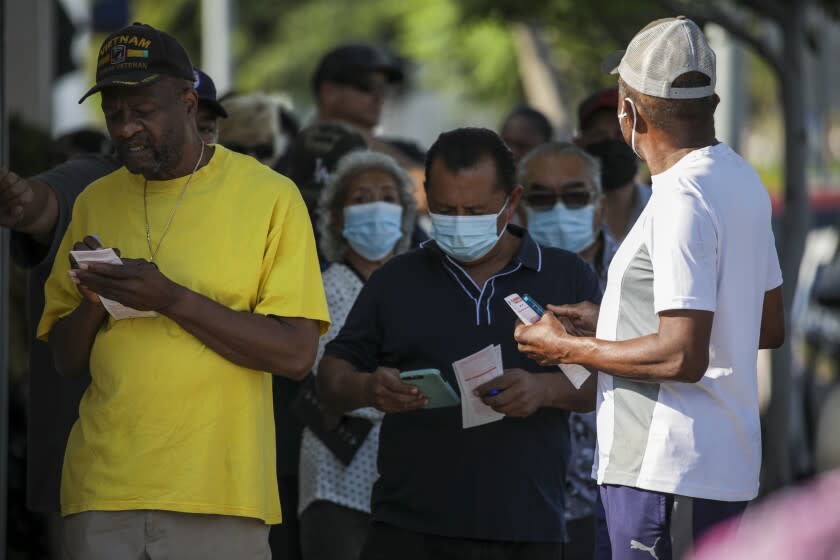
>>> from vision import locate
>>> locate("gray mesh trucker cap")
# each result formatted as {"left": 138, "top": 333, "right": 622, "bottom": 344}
{"left": 603, "top": 16, "right": 716, "bottom": 99}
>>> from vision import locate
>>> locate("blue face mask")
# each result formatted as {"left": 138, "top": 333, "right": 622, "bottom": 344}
{"left": 342, "top": 201, "right": 404, "bottom": 261}
{"left": 430, "top": 199, "right": 508, "bottom": 263}
{"left": 525, "top": 203, "right": 596, "bottom": 253}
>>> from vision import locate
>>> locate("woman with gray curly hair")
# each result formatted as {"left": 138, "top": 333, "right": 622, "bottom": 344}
{"left": 317, "top": 150, "right": 416, "bottom": 270}
{"left": 298, "top": 150, "right": 416, "bottom": 560}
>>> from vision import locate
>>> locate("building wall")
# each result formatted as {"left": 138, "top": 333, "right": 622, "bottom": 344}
{"left": 6, "top": 0, "right": 54, "bottom": 131}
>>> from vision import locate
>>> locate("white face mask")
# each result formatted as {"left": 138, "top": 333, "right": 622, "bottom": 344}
{"left": 429, "top": 199, "right": 508, "bottom": 263}
{"left": 618, "top": 97, "right": 641, "bottom": 160}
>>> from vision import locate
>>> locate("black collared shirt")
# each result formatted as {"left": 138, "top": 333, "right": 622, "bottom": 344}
{"left": 324, "top": 225, "right": 601, "bottom": 542}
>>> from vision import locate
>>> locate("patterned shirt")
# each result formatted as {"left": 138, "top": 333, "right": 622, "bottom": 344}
{"left": 299, "top": 263, "right": 383, "bottom": 515}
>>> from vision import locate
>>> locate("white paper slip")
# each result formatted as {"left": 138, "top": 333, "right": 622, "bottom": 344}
{"left": 561, "top": 364, "right": 591, "bottom": 389}
{"left": 452, "top": 344, "right": 505, "bottom": 429}
{"left": 70, "top": 248, "right": 158, "bottom": 321}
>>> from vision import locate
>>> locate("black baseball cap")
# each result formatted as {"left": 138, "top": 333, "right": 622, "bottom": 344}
{"left": 311, "top": 43, "right": 403, "bottom": 94}
{"left": 80, "top": 22, "right": 195, "bottom": 103}
{"left": 193, "top": 68, "right": 227, "bottom": 118}
{"left": 286, "top": 122, "right": 367, "bottom": 189}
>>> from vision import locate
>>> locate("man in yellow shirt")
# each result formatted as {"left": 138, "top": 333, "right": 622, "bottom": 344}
{"left": 38, "top": 23, "right": 329, "bottom": 559}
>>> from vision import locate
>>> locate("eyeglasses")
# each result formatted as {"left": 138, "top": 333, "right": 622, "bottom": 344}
{"left": 524, "top": 185, "right": 596, "bottom": 209}
{"left": 226, "top": 142, "right": 275, "bottom": 161}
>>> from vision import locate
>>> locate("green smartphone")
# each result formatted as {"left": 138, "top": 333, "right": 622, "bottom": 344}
{"left": 399, "top": 368, "right": 461, "bottom": 409}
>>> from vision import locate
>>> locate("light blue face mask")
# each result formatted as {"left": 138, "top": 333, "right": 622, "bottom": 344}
{"left": 525, "top": 203, "right": 597, "bottom": 253}
{"left": 342, "top": 201, "right": 404, "bottom": 261}
{"left": 429, "top": 199, "right": 508, "bottom": 263}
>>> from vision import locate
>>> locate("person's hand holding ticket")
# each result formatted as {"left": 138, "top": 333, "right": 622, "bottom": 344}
{"left": 69, "top": 241, "right": 168, "bottom": 320}
{"left": 68, "top": 235, "right": 111, "bottom": 305}
{"left": 506, "top": 293, "right": 593, "bottom": 389}
{"left": 514, "top": 311, "right": 578, "bottom": 367}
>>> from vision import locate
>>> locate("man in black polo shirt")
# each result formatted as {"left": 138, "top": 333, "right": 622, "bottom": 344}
{"left": 317, "top": 127, "right": 601, "bottom": 559}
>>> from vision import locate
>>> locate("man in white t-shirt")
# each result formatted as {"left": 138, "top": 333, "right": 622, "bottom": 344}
{"left": 513, "top": 16, "right": 785, "bottom": 560}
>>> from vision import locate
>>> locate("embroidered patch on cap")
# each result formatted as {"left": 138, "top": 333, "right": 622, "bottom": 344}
{"left": 111, "top": 45, "right": 126, "bottom": 65}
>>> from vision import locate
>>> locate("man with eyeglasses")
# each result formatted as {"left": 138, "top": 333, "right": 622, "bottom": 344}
{"left": 518, "top": 142, "right": 614, "bottom": 560}
{"left": 519, "top": 142, "right": 614, "bottom": 292}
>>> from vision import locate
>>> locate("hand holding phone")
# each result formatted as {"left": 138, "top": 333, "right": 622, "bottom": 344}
{"left": 508, "top": 293, "right": 593, "bottom": 389}
{"left": 365, "top": 367, "right": 428, "bottom": 413}
{"left": 399, "top": 368, "right": 460, "bottom": 409}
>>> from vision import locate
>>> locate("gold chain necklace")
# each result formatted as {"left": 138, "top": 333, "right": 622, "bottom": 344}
{"left": 143, "top": 141, "right": 205, "bottom": 262}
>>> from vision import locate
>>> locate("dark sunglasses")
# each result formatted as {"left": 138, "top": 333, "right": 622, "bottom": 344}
{"left": 226, "top": 142, "right": 275, "bottom": 161}
{"left": 524, "top": 184, "right": 596, "bottom": 209}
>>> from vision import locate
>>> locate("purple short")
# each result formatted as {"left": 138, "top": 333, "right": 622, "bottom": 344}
{"left": 594, "top": 484, "right": 747, "bottom": 560}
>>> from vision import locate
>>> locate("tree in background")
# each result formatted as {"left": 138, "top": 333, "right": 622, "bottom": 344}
{"left": 131, "top": 0, "right": 520, "bottom": 115}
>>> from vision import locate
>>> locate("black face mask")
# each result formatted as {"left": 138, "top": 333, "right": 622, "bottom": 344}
{"left": 583, "top": 138, "right": 639, "bottom": 192}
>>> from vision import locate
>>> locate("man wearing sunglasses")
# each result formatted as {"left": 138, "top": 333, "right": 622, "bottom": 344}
{"left": 518, "top": 142, "right": 615, "bottom": 560}
{"left": 519, "top": 142, "right": 614, "bottom": 291}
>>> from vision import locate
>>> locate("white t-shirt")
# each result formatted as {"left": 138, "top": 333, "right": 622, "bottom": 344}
{"left": 593, "top": 143, "right": 782, "bottom": 501}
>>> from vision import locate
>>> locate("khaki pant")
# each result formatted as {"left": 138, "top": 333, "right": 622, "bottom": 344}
{"left": 62, "top": 510, "right": 271, "bottom": 560}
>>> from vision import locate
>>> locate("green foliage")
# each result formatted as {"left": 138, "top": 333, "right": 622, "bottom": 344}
{"left": 129, "top": 0, "right": 521, "bottom": 110}
{"left": 115, "top": 0, "right": 839, "bottom": 130}
{"left": 458, "top": 0, "right": 670, "bottom": 106}
{"left": 394, "top": 0, "right": 518, "bottom": 108}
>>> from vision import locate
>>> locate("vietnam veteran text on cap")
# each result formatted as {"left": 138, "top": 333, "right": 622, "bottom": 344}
{"left": 80, "top": 22, "right": 194, "bottom": 103}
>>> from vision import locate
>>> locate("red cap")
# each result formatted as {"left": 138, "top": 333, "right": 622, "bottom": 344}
{"left": 577, "top": 87, "right": 619, "bottom": 130}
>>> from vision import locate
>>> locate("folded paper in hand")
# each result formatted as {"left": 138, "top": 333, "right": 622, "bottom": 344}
{"left": 69, "top": 248, "right": 158, "bottom": 321}
{"left": 452, "top": 344, "right": 505, "bottom": 429}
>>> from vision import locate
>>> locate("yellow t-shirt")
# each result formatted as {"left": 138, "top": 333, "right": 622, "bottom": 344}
{"left": 37, "top": 145, "right": 330, "bottom": 523}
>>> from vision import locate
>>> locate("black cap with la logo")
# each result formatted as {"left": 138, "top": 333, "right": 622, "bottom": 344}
{"left": 79, "top": 22, "right": 194, "bottom": 103}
